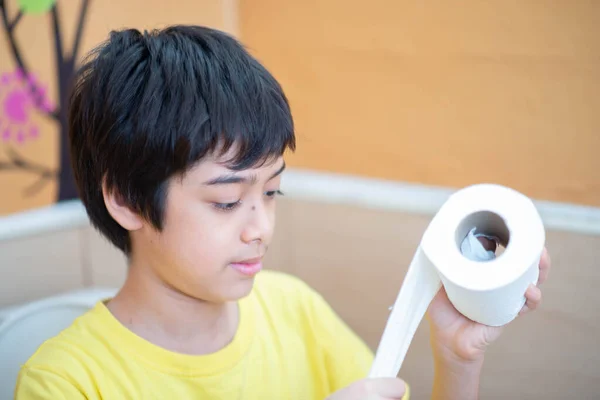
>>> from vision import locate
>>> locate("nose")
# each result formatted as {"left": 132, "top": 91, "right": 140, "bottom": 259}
{"left": 240, "top": 201, "right": 273, "bottom": 245}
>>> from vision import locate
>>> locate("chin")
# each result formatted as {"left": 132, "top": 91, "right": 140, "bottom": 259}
{"left": 222, "top": 275, "right": 256, "bottom": 302}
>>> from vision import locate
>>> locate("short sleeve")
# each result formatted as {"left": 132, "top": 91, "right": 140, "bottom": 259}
{"left": 14, "top": 367, "right": 87, "bottom": 400}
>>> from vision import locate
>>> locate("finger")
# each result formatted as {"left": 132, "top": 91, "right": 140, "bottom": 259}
{"left": 364, "top": 378, "right": 406, "bottom": 398}
{"left": 537, "top": 247, "right": 551, "bottom": 285}
{"left": 427, "top": 286, "right": 447, "bottom": 313}
{"left": 524, "top": 284, "right": 542, "bottom": 311}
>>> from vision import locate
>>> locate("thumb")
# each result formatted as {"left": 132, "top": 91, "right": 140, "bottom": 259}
{"left": 364, "top": 378, "right": 407, "bottom": 398}
{"left": 327, "top": 377, "right": 406, "bottom": 399}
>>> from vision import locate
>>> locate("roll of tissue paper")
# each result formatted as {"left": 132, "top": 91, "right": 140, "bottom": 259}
{"left": 368, "top": 183, "right": 546, "bottom": 379}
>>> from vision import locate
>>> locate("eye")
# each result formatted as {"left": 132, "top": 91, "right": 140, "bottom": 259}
{"left": 265, "top": 190, "right": 284, "bottom": 198}
{"left": 213, "top": 200, "right": 241, "bottom": 212}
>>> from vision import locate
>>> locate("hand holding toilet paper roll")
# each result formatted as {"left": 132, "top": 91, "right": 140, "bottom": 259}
{"left": 369, "top": 183, "right": 546, "bottom": 379}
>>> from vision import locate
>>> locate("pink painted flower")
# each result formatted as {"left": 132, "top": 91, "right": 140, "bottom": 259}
{"left": 0, "top": 68, "right": 55, "bottom": 145}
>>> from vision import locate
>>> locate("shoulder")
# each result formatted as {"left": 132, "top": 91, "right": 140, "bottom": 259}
{"left": 16, "top": 305, "right": 107, "bottom": 395}
{"left": 15, "top": 366, "right": 88, "bottom": 399}
{"left": 24, "top": 304, "right": 105, "bottom": 364}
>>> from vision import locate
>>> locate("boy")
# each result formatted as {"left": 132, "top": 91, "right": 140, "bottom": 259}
{"left": 14, "top": 25, "right": 550, "bottom": 399}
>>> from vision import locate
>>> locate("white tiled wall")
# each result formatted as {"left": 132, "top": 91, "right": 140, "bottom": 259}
{"left": 85, "top": 226, "right": 127, "bottom": 288}
{"left": 0, "top": 229, "right": 86, "bottom": 307}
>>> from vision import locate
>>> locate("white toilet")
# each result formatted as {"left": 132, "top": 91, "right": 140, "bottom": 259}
{"left": 0, "top": 288, "right": 117, "bottom": 399}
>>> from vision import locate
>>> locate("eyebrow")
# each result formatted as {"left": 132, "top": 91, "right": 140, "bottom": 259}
{"left": 203, "top": 162, "right": 286, "bottom": 186}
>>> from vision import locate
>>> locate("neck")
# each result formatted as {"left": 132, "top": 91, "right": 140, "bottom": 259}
{"left": 106, "top": 261, "right": 239, "bottom": 356}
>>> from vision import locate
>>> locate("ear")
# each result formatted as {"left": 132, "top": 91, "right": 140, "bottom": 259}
{"left": 102, "top": 180, "right": 143, "bottom": 231}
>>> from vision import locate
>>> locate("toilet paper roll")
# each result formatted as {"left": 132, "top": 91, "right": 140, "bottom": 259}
{"left": 368, "top": 183, "right": 546, "bottom": 379}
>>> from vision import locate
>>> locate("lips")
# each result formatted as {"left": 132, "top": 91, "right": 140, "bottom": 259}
{"left": 230, "top": 256, "right": 263, "bottom": 276}
{"left": 235, "top": 256, "right": 262, "bottom": 265}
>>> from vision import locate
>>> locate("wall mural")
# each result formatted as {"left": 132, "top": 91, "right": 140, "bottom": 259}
{"left": 0, "top": 0, "right": 90, "bottom": 202}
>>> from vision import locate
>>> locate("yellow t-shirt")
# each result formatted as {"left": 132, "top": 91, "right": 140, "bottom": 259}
{"left": 14, "top": 270, "right": 409, "bottom": 399}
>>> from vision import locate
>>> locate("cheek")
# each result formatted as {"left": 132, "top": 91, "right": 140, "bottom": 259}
{"left": 162, "top": 204, "right": 238, "bottom": 267}
{"left": 266, "top": 198, "right": 278, "bottom": 223}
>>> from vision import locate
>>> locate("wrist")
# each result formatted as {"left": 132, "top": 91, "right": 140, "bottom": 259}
{"left": 430, "top": 330, "right": 487, "bottom": 364}
{"left": 431, "top": 352, "right": 484, "bottom": 400}
{"left": 430, "top": 335, "right": 485, "bottom": 400}
{"left": 433, "top": 351, "right": 484, "bottom": 376}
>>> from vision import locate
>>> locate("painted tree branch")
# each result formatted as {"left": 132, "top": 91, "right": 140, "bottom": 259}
{"left": 52, "top": 1, "right": 88, "bottom": 201}
{"left": 0, "top": 147, "right": 58, "bottom": 196}
{"left": 50, "top": 6, "right": 64, "bottom": 68}
{"left": 71, "top": 0, "right": 89, "bottom": 63}
{"left": 8, "top": 9, "right": 21, "bottom": 31}
{"left": 0, "top": 0, "right": 91, "bottom": 201}
{"left": 0, "top": 2, "right": 60, "bottom": 121}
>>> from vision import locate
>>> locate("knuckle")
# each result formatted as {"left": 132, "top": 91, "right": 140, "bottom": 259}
{"left": 353, "top": 380, "right": 371, "bottom": 397}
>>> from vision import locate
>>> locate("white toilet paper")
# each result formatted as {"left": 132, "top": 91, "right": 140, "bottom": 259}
{"left": 368, "top": 183, "right": 545, "bottom": 379}
{"left": 460, "top": 227, "right": 501, "bottom": 262}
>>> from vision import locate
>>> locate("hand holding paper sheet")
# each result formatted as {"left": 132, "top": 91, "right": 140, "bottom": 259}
{"left": 369, "top": 184, "right": 545, "bottom": 378}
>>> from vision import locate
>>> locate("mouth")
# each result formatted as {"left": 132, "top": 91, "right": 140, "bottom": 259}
{"left": 230, "top": 256, "right": 263, "bottom": 276}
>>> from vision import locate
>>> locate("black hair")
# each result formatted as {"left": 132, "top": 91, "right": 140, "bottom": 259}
{"left": 68, "top": 25, "right": 295, "bottom": 254}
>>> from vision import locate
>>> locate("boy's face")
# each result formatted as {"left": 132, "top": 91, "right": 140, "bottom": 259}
{"left": 129, "top": 150, "right": 285, "bottom": 303}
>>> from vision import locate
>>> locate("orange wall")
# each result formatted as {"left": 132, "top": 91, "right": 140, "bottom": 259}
{"left": 240, "top": 1, "right": 600, "bottom": 207}
{"left": 0, "top": 0, "right": 234, "bottom": 215}
{"left": 2, "top": 1, "right": 599, "bottom": 215}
